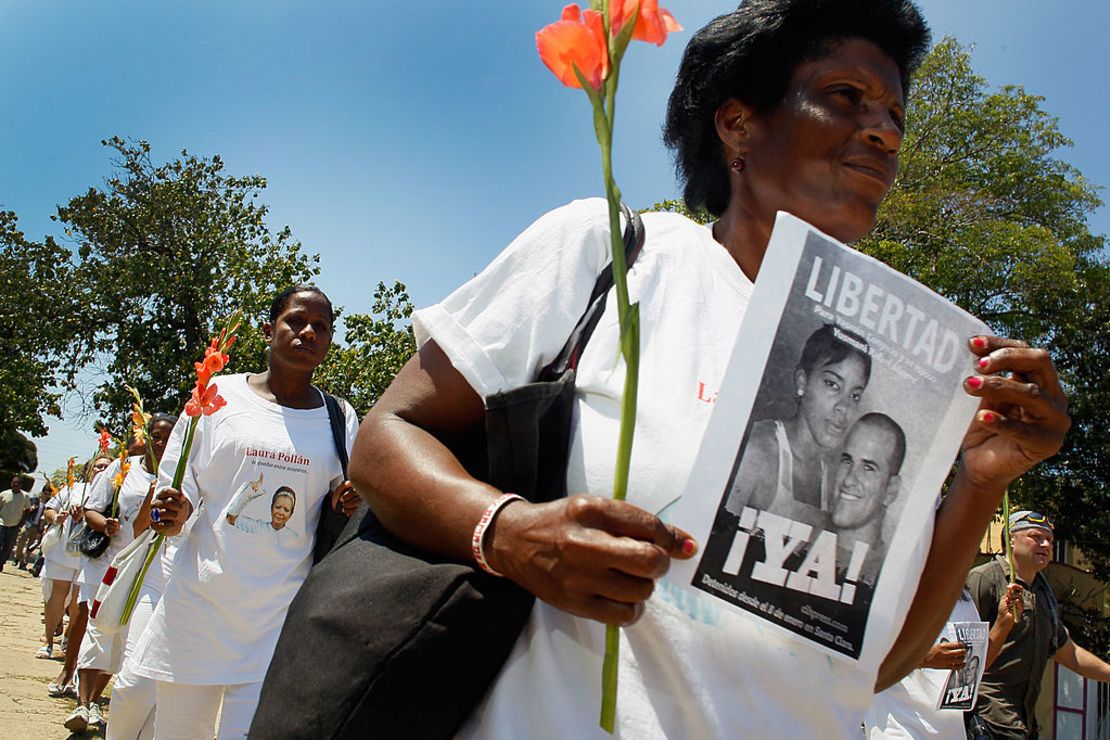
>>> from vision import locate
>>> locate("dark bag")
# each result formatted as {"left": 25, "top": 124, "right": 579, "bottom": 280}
{"left": 68, "top": 479, "right": 115, "bottom": 559}
{"left": 250, "top": 205, "right": 644, "bottom": 740}
{"left": 76, "top": 512, "right": 113, "bottom": 558}
{"left": 313, "top": 392, "right": 352, "bottom": 565}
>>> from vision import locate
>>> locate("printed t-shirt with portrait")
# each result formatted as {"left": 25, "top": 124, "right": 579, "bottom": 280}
{"left": 416, "top": 199, "right": 936, "bottom": 739}
{"left": 44, "top": 484, "right": 85, "bottom": 570}
{"left": 130, "top": 373, "right": 357, "bottom": 684}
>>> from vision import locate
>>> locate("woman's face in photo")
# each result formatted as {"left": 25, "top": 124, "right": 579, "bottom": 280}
{"left": 797, "top": 353, "right": 868, "bottom": 449}
{"left": 271, "top": 495, "right": 294, "bottom": 530}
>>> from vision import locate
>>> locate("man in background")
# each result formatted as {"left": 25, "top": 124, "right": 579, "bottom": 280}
{"left": 0, "top": 474, "right": 32, "bottom": 571}
{"left": 15, "top": 483, "right": 51, "bottom": 569}
{"left": 967, "top": 511, "right": 1110, "bottom": 738}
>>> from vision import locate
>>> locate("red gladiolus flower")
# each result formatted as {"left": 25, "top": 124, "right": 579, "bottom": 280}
{"left": 184, "top": 382, "right": 228, "bottom": 417}
{"left": 98, "top": 429, "right": 112, "bottom": 453}
{"left": 536, "top": 4, "right": 608, "bottom": 89}
{"left": 611, "top": 0, "right": 682, "bottom": 46}
{"left": 194, "top": 361, "right": 212, "bottom": 387}
{"left": 203, "top": 347, "right": 229, "bottom": 373}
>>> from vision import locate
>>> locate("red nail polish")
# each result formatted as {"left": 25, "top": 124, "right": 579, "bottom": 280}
{"left": 972, "top": 337, "right": 987, "bottom": 349}
{"left": 682, "top": 538, "right": 696, "bottom": 555}
{"left": 978, "top": 357, "right": 991, "bottom": 370}
{"left": 981, "top": 411, "right": 996, "bottom": 423}
{"left": 966, "top": 376, "right": 983, "bottom": 389}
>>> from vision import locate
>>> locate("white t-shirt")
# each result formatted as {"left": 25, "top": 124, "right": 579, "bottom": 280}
{"left": 45, "top": 484, "right": 85, "bottom": 569}
{"left": 116, "top": 459, "right": 179, "bottom": 595}
{"left": 417, "top": 198, "right": 940, "bottom": 738}
{"left": 130, "top": 374, "right": 358, "bottom": 684}
{"left": 865, "top": 592, "right": 981, "bottom": 739}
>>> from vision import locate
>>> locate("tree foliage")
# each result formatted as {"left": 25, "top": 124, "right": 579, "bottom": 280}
{"left": 0, "top": 211, "right": 78, "bottom": 437}
{"left": 56, "top": 137, "right": 320, "bottom": 426}
{"left": 651, "top": 39, "right": 1109, "bottom": 576}
{"left": 315, "top": 281, "right": 416, "bottom": 417}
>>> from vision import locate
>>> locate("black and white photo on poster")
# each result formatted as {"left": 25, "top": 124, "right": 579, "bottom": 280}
{"left": 936, "top": 621, "right": 990, "bottom": 711}
{"left": 672, "top": 212, "right": 988, "bottom": 662}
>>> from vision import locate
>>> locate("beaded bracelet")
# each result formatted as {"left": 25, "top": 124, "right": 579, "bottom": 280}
{"left": 471, "top": 493, "right": 524, "bottom": 577}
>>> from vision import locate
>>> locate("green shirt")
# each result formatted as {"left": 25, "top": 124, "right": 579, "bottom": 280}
{"left": 967, "top": 555, "right": 1068, "bottom": 738}
{"left": 0, "top": 489, "right": 32, "bottom": 526}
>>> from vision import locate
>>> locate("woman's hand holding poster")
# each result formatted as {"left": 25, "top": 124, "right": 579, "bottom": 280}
{"left": 672, "top": 212, "right": 988, "bottom": 664}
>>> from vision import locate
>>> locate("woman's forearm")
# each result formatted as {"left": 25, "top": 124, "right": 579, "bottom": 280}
{"left": 876, "top": 467, "right": 1005, "bottom": 690}
{"left": 349, "top": 345, "right": 498, "bottom": 563}
{"left": 84, "top": 509, "right": 109, "bottom": 534}
{"left": 353, "top": 403, "right": 499, "bottom": 563}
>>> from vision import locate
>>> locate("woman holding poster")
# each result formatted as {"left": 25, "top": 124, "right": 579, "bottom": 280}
{"left": 349, "top": 0, "right": 1070, "bottom": 737}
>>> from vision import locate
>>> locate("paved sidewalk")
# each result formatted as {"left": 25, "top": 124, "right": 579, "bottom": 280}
{"left": 0, "top": 564, "right": 105, "bottom": 739}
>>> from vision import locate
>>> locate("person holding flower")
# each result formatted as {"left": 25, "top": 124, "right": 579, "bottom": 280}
{"left": 348, "top": 0, "right": 1069, "bottom": 736}
{"left": 127, "top": 285, "right": 359, "bottom": 739}
{"left": 65, "top": 448, "right": 138, "bottom": 733}
{"left": 103, "top": 412, "right": 184, "bottom": 740}
{"left": 44, "top": 453, "right": 111, "bottom": 699}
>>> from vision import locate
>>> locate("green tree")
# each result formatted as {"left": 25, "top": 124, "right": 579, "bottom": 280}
{"left": 56, "top": 137, "right": 320, "bottom": 425}
{"left": 650, "top": 39, "right": 1108, "bottom": 576}
{"left": 858, "top": 39, "right": 1107, "bottom": 581}
{"left": 315, "top": 281, "right": 416, "bottom": 417}
{"left": 0, "top": 211, "right": 78, "bottom": 437}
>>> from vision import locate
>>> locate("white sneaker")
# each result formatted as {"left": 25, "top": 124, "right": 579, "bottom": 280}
{"left": 87, "top": 701, "right": 105, "bottom": 731}
{"left": 63, "top": 704, "right": 89, "bottom": 732}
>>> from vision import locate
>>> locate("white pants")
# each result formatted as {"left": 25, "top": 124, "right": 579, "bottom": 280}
{"left": 153, "top": 680, "right": 263, "bottom": 740}
{"left": 106, "top": 589, "right": 160, "bottom": 740}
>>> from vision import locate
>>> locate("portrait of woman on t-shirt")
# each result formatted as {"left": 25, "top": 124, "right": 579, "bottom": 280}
{"left": 225, "top": 472, "right": 299, "bottom": 535}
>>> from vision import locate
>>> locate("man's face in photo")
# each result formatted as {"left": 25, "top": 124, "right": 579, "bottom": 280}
{"left": 831, "top": 422, "right": 900, "bottom": 530}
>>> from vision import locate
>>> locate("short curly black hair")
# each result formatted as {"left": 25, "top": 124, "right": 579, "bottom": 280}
{"left": 268, "top": 284, "right": 333, "bottom": 324}
{"left": 663, "top": 0, "right": 930, "bottom": 217}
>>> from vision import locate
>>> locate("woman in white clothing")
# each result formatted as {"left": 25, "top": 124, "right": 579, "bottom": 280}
{"left": 44, "top": 453, "right": 111, "bottom": 697}
{"left": 104, "top": 413, "right": 180, "bottom": 740}
{"left": 347, "top": 1, "right": 1071, "bottom": 736}
{"left": 132, "top": 285, "right": 359, "bottom": 740}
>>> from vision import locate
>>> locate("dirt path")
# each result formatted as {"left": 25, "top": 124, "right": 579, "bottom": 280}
{"left": 0, "top": 565, "right": 104, "bottom": 739}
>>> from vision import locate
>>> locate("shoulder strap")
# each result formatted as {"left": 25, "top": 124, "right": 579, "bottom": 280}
{"left": 323, "top": 393, "right": 349, "bottom": 478}
{"left": 538, "top": 202, "right": 645, "bottom": 381}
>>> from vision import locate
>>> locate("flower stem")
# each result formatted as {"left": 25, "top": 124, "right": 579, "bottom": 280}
{"left": 120, "top": 416, "right": 198, "bottom": 626}
{"left": 1001, "top": 490, "right": 1019, "bottom": 621}
{"left": 120, "top": 532, "right": 164, "bottom": 625}
{"left": 594, "top": 64, "right": 639, "bottom": 735}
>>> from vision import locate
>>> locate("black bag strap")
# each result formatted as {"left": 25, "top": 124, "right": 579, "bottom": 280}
{"left": 323, "top": 392, "right": 349, "bottom": 478}
{"left": 538, "top": 202, "right": 645, "bottom": 382}
{"left": 314, "top": 393, "right": 353, "bottom": 564}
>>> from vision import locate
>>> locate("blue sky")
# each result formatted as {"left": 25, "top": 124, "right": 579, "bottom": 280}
{"left": 3, "top": 0, "right": 1107, "bottom": 477}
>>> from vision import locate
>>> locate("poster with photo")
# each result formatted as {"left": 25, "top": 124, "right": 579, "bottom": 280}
{"left": 936, "top": 621, "right": 990, "bottom": 711}
{"left": 671, "top": 212, "right": 988, "bottom": 661}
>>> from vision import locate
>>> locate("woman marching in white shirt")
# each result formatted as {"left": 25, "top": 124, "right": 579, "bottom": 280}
{"left": 128, "top": 285, "right": 359, "bottom": 739}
